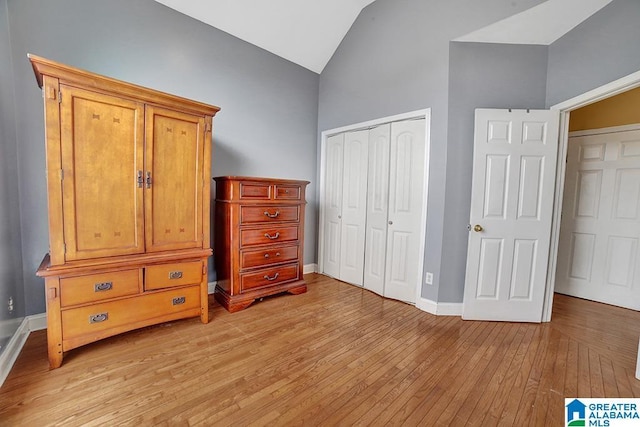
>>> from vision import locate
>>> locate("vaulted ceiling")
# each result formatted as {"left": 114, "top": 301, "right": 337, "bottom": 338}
{"left": 153, "top": 0, "right": 612, "bottom": 74}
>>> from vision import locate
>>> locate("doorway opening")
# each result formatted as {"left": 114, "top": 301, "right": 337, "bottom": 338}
{"left": 544, "top": 70, "right": 640, "bottom": 321}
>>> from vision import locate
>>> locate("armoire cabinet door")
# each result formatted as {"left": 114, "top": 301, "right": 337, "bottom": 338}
{"left": 60, "top": 85, "right": 145, "bottom": 261}
{"left": 144, "top": 106, "right": 205, "bottom": 252}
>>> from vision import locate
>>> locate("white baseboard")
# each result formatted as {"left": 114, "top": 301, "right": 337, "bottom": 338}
{"left": 0, "top": 313, "right": 45, "bottom": 387}
{"left": 303, "top": 263, "right": 317, "bottom": 274}
{"left": 28, "top": 313, "right": 47, "bottom": 331}
{"left": 416, "top": 297, "right": 462, "bottom": 316}
{"left": 208, "top": 281, "right": 217, "bottom": 294}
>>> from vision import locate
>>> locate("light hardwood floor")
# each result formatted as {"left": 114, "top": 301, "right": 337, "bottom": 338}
{"left": 1, "top": 273, "right": 639, "bottom": 426}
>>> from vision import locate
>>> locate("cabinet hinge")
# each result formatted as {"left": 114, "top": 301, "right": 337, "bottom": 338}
{"left": 205, "top": 122, "right": 212, "bottom": 133}
{"left": 58, "top": 90, "right": 62, "bottom": 104}
{"left": 60, "top": 169, "right": 64, "bottom": 180}
{"left": 202, "top": 264, "right": 206, "bottom": 275}
{"left": 63, "top": 243, "right": 66, "bottom": 254}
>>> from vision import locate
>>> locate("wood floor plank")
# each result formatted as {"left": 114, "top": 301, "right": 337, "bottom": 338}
{"left": 1, "top": 275, "right": 639, "bottom": 426}
{"left": 441, "top": 323, "right": 524, "bottom": 426}
{"left": 460, "top": 325, "right": 528, "bottom": 426}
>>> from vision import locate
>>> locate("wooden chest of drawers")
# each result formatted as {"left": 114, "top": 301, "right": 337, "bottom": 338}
{"left": 214, "top": 177, "right": 309, "bottom": 312}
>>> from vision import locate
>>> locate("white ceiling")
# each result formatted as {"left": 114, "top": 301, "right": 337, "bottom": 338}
{"left": 154, "top": 0, "right": 612, "bottom": 74}
{"left": 153, "top": 0, "right": 376, "bottom": 73}
{"left": 455, "top": 0, "right": 613, "bottom": 44}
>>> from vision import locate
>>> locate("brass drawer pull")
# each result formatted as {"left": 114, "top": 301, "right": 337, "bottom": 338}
{"left": 263, "top": 210, "right": 280, "bottom": 218}
{"left": 264, "top": 232, "right": 280, "bottom": 240}
{"left": 263, "top": 273, "right": 279, "bottom": 281}
{"left": 94, "top": 281, "right": 113, "bottom": 292}
{"left": 172, "top": 296, "right": 186, "bottom": 305}
{"left": 89, "top": 312, "right": 108, "bottom": 324}
{"left": 169, "top": 271, "right": 183, "bottom": 279}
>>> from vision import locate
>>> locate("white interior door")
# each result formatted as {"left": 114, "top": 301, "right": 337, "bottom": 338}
{"left": 339, "top": 130, "right": 369, "bottom": 286}
{"left": 323, "top": 133, "right": 344, "bottom": 279}
{"left": 463, "top": 109, "right": 560, "bottom": 322}
{"left": 555, "top": 127, "right": 640, "bottom": 311}
{"left": 363, "top": 124, "right": 391, "bottom": 296}
{"left": 384, "top": 119, "right": 426, "bottom": 303}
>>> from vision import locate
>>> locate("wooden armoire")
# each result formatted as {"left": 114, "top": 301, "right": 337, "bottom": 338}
{"left": 31, "top": 55, "right": 220, "bottom": 368}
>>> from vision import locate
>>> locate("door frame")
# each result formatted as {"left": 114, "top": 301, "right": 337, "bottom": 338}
{"left": 318, "top": 108, "right": 431, "bottom": 303}
{"left": 543, "top": 70, "right": 640, "bottom": 321}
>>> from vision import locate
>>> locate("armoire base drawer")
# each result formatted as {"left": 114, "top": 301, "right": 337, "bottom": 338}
{"left": 61, "top": 285, "right": 201, "bottom": 351}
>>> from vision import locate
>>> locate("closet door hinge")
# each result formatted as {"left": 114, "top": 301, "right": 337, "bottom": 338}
{"left": 60, "top": 169, "right": 64, "bottom": 181}
{"left": 58, "top": 90, "right": 62, "bottom": 104}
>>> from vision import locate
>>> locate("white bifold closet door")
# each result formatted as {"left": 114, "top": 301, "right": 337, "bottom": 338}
{"left": 323, "top": 118, "right": 426, "bottom": 304}
{"left": 363, "top": 120, "right": 426, "bottom": 303}
{"left": 322, "top": 130, "right": 369, "bottom": 286}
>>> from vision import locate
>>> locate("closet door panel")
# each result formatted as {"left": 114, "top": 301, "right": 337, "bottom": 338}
{"left": 363, "top": 124, "right": 391, "bottom": 295}
{"left": 384, "top": 119, "right": 426, "bottom": 303}
{"left": 339, "top": 130, "right": 369, "bottom": 286}
{"left": 323, "top": 134, "right": 344, "bottom": 278}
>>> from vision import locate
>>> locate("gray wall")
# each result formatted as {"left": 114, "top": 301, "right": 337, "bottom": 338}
{"left": 6, "top": 0, "right": 319, "bottom": 315}
{"left": 547, "top": 0, "right": 640, "bottom": 107}
{"left": 0, "top": 0, "right": 25, "bottom": 342}
{"left": 318, "top": 0, "right": 544, "bottom": 302}
{"left": 442, "top": 42, "right": 548, "bottom": 302}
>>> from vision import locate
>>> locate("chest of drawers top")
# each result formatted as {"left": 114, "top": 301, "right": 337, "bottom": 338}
{"left": 214, "top": 176, "right": 309, "bottom": 204}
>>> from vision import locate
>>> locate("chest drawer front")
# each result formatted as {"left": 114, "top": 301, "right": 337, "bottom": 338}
{"left": 61, "top": 285, "right": 200, "bottom": 341}
{"left": 60, "top": 269, "right": 140, "bottom": 307}
{"left": 144, "top": 260, "right": 203, "bottom": 291}
{"left": 240, "top": 205, "right": 299, "bottom": 224}
{"left": 274, "top": 184, "right": 301, "bottom": 200}
{"left": 239, "top": 182, "right": 271, "bottom": 200}
{"left": 240, "top": 226, "right": 299, "bottom": 247}
{"left": 240, "top": 264, "right": 299, "bottom": 292}
{"left": 241, "top": 245, "right": 299, "bottom": 269}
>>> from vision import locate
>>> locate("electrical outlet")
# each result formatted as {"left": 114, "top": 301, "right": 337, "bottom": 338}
{"left": 425, "top": 272, "right": 433, "bottom": 285}
{"left": 7, "top": 296, "right": 14, "bottom": 314}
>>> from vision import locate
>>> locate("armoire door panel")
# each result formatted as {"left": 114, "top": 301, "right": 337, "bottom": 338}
{"left": 60, "top": 85, "right": 145, "bottom": 261}
{"left": 145, "top": 106, "right": 205, "bottom": 252}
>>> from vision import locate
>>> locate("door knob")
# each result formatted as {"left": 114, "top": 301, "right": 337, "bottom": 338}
{"left": 338, "top": 215, "right": 342, "bottom": 219}
{"left": 388, "top": 220, "right": 393, "bottom": 225}
{"left": 473, "top": 224, "right": 483, "bottom": 232}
